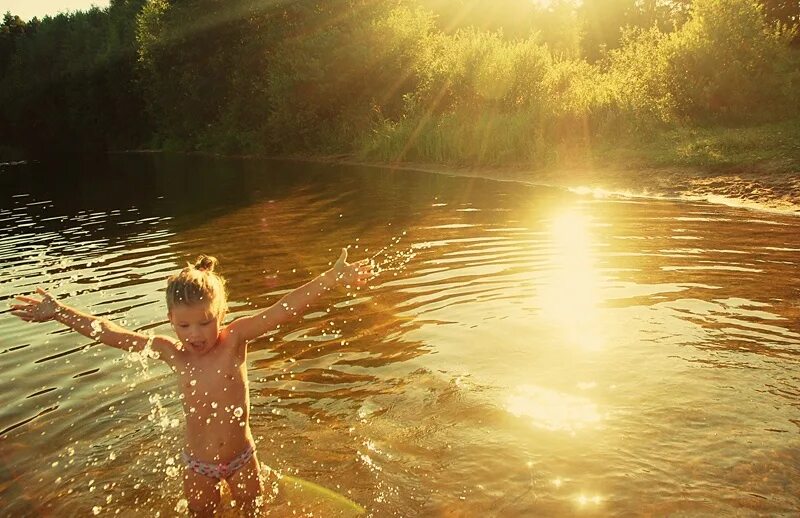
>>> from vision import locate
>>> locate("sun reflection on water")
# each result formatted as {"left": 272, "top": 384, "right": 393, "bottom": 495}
{"left": 505, "top": 207, "right": 610, "bottom": 434}
{"left": 506, "top": 385, "right": 601, "bottom": 433}
{"left": 576, "top": 493, "right": 604, "bottom": 506}
{"left": 537, "top": 207, "right": 606, "bottom": 351}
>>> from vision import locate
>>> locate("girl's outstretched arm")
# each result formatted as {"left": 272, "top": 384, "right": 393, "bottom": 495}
{"left": 227, "top": 248, "right": 374, "bottom": 345}
{"left": 11, "top": 287, "right": 174, "bottom": 356}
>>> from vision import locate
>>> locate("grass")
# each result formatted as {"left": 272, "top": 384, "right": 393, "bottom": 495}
{"left": 594, "top": 118, "right": 800, "bottom": 173}
{"left": 356, "top": 113, "right": 800, "bottom": 179}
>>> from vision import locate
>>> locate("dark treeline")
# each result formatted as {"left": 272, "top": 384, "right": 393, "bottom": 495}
{"left": 1, "top": 0, "right": 150, "bottom": 154}
{"left": 2, "top": 0, "right": 799, "bottom": 165}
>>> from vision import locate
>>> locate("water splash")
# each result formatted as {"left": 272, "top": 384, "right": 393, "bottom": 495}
{"left": 368, "top": 232, "right": 418, "bottom": 277}
{"left": 147, "top": 393, "right": 180, "bottom": 431}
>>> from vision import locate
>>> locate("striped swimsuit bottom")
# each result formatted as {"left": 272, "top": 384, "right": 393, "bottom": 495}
{"left": 182, "top": 444, "right": 255, "bottom": 481}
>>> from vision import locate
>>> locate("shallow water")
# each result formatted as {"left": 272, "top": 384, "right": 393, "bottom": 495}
{"left": 1, "top": 155, "right": 799, "bottom": 516}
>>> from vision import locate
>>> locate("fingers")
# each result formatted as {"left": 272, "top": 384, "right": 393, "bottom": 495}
{"left": 10, "top": 309, "right": 33, "bottom": 322}
{"left": 10, "top": 302, "right": 32, "bottom": 312}
{"left": 333, "top": 248, "right": 378, "bottom": 287}
{"left": 10, "top": 304, "right": 34, "bottom": 317}
{"left": 10, "top": 295, "right": 42, "bottom": 322}
{"left": 15, "top": 289, "right": 50, "bottom": 305}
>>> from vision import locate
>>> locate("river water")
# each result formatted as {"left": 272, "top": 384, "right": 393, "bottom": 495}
{"left": 1, "top": 155, "right": 798, "bottom": 516}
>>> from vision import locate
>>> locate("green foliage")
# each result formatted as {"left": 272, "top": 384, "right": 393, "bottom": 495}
{"left": 357, "top": 18, "right": 610, "bottom": 166}
{"left": 2, "top": 0, "right": 798, "bottom": 167}
{"left": 0, "top": 2, "right": 149, "bottom": 154}
{"left": 535, "top": 1, "right": 584, "bottom": 59}
{"left": 675, "top": 0, "right": 798, "bottom": 119}
{"left": 258, "top": 1, "right": 431, "bottom": 153}
{"left": 579, "top": 0, "right": 637, "bottom": 61}
{"left": 608, "top": 0, "right": 799, "bottom": 126}
{"left": 598, "top": 117, "right": 800, "bottom": 169}
{"left": 136, "top": 0, "right": 247, "bottom": 150}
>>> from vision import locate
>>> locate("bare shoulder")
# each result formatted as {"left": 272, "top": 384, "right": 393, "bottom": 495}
{"left": 150, "top": 334, "right": 182, "bottom": 364}
{"left": 218, "top": 321, "right": 247, "bottom": 355}
{"left": 219, "top": 324, "right": 247, "bottom": 350}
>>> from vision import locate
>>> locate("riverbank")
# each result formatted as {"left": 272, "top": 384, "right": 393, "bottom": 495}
{"left": 121, "top": 139, "right": 800, "bottom": 215}
{"left": 290, "top": 156, "right": 800, "bottom": 215}
{"left": 12, "top": 118, "right": 800, "bottom": 215}
{"left": 288, "top": 119, "right": 800, "bottom": 215}
{"left": 332, "top": 119, "right": 800, "bottom": 213}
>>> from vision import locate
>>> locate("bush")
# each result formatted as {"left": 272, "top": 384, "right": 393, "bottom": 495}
{"left": 609, "top": 0, "right": 799, "bottom": 124}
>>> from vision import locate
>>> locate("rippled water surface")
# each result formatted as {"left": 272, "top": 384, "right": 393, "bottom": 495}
{"left": 1, "top": 155, "right": 799, "bottom": 516}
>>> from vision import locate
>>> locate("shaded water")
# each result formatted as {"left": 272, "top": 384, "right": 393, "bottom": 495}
{"left": 1, "top": 155, "right": 799, "bottom": 516}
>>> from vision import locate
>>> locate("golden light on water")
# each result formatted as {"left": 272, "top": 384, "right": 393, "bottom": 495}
{"left": 538, "top": 208, "right": 605, "bottom": 351}
{"left": 506, "top": 384, "right": 601, "bottom": 433}
{"left": 577, "top": 493, "right": 604, "bottom": 506}
{"left": 505, "top": 207, "right": 608, "bottom": 433}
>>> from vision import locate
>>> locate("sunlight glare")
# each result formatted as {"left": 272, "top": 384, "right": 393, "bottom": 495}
{"left": 507, "top": 384, "right": 601, "bottom": 433}
{"left": 576, "top": 492, "right": 604, "bottom": 507}
{"left": 537, "top": 208, "right": 606, "bottom": 351}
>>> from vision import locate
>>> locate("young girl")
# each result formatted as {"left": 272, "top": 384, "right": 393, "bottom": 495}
{"left": 11, "top": 249, "right": 374, "bottom": 516}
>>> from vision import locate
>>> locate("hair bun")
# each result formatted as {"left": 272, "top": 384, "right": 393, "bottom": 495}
{"left": 194, "top": 255, "right": 218, "bottom": 272}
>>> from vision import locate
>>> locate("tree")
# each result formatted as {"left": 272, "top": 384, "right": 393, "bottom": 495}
{"left": 1, "top": 12, "right": 27, "bottom": 72}
{"left": 0, "top": 2, "right": 150, "bottom": 155}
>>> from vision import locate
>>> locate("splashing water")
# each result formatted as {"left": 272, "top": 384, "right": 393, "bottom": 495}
{"left": 89, "top": 319, "right": 102, "bottom": 338}
{"left": 369, "top": 232, "right": 419, "bottom": 277}
{"left": 4, "top": 157, "right": 800, "bottom": 515}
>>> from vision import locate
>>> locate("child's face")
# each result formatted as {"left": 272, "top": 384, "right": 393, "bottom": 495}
{"left": 168, "top": 302, "right": 221, "bottom": 354}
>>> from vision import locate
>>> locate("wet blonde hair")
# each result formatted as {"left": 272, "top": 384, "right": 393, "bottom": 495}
{"left": 166, "top": 255, "right": 228, "bottom": 319}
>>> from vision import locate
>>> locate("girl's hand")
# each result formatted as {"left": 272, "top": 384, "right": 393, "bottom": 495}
{"left": 329, "top": 248, "right": 375, "bottom": 288}
{"left": 10, "top": 288, "right": 61, "bottom": 322}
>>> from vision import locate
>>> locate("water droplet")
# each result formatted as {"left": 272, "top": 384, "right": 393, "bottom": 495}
{"left": 233, "top": 407, "right": 244, "bottom": 418}
{"left": 90, "top": 320, "right": 102, "bottom": 337}
{"left": 92, "top": 506, "right": 102, "bottom": 515}
{"left": 190, "top": 380, "right": 197, "bottom": 386}
{"left": 211, "top": 402, "right": 218, "bottom": 409}
{"left": 175, "top": 499, "right": 188, "bottom": 513}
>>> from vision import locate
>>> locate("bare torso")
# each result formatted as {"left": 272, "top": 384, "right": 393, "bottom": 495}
{"left": 163, "top": 329, "right": 253, "bottom": 463}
